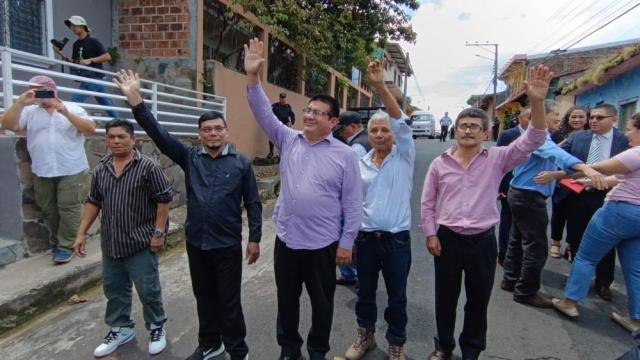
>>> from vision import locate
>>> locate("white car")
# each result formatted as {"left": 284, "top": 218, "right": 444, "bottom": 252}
{"left": 410, "top": 111, "right": 436, "bottom": 139}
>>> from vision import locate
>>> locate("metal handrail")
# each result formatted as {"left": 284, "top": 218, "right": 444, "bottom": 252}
{"left": 0, "top": 46, "right": 228, "bottom": 137}
{"left": 0, "top": 46, "right": 225, "bottom": 101}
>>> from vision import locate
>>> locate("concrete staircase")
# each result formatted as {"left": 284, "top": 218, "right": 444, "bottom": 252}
{"left": 0, "top": 238, "right": 25, "bottom": 267}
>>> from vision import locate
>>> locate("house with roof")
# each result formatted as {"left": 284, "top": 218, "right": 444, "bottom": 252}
{"left": 494, "top": 39, "right": 639, "bottom": 130}
{"left": 558, "top": 44, "right": 640, "bottom": 129}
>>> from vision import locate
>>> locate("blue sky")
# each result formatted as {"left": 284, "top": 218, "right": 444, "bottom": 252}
{"left": 401, "top": 0, "right": 640, "bottom": 116}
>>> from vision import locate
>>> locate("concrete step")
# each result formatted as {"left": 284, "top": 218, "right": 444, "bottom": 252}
{"left": 0, "top": 207, "right": 186, "bottom": 336}
{"left": 0, "top": 239, "right": 25, "bottom": 267}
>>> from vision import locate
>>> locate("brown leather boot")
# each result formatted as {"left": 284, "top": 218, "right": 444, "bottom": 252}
{"left": 345, "top": 327, "right": 376, "bottom": 360}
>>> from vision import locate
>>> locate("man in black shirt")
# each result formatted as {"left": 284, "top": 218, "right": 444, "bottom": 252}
{"left": 73, "top": 119, "right": 172, "bottom": 357}
{"left": 53, "top": 15, "right": 117, "bottom": 118}
{"left": 268, "top": 93, "right": 295, "bottom": 158}
{"left": 114, "top": 69, "right": 262, "bottom": 360}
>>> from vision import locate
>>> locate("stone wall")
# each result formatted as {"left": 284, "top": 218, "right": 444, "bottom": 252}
{"left": 7, "top": 134, "right": 196, "bottom": 256}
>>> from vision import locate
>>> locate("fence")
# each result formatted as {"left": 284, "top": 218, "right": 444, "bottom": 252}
{"left": 0, "top": 46, "right": 226, "bottom": 137}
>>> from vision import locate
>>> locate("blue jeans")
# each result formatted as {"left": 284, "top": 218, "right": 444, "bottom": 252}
{"left": 72, "top": 81, "right": 118, "bottom": 118}
{"left": 564, "top": 201, "right": 640, "bottom": 318}
{"left": 355, "top": 230, "right": 411, "bottom": 346}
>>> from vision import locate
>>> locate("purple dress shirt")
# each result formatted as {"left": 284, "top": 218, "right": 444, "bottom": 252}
{"left": 247, "top": 84, "right": 363, "bottom": 250}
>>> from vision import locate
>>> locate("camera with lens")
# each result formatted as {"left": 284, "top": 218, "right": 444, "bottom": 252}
{"left": 50, "top": 37, "right": 69, "bottom": 50}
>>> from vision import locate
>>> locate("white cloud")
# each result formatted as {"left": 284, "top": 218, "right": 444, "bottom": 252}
{"left": 401, "top": 0, "right": 640, "bottom": 117}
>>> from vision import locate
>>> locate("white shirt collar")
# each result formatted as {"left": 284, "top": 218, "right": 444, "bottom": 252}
{"left": 347, "top": 129, "right": 365, "bottom": 143}
{"left": 594, "top": 128, "right": 614, "bottom": 140}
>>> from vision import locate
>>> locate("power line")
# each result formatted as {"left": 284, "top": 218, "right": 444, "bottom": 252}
{"left": 532, "top": 0, "right": 603, "bottom": 51}
{"left": 561, "top": 1, "right": 640, "bottom": 50}
{"left": 500, "top": 0, "right": 640, "bottom": 81}
{"left": 543, "top": 0, "right": 582, "bottom": 24}
{"left": 553, "top": 0, "right": 636, "bottom": 50}
{"left": 531, "top": 0, "right": 627, "bottom": 53}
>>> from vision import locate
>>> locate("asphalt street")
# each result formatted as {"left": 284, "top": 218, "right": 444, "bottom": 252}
{"left": 0, "top": 138, "right": 636, "bottom": 360}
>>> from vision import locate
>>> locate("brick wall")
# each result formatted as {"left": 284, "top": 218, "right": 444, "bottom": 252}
{"left": 118, "top": 0, "right": 191, "bottom": 58}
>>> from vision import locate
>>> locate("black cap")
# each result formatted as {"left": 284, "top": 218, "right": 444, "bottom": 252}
{"left": 338, "top": 111, "right": 362, "bottom": 126}
{"left": 279, "top": 93, "right": 287, "bottom": 99}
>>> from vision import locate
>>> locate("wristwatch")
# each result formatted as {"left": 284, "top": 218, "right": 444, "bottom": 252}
{"left": 153, "top": 229, "right": 166, "bottom": 238}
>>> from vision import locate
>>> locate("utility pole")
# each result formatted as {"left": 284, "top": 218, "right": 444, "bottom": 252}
{"left": 402, "top": 52, "right": 412, "bottom": 113}
{"left": 466, "top": 41, "right": 498, "bottom": 135}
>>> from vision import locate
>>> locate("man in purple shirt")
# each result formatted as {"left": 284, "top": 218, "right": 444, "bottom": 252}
{"left": 420, "top": 65, "right": 603, "bottom": 360}
{"left": 244, "top": 38, "right": 362, "bottom": 360}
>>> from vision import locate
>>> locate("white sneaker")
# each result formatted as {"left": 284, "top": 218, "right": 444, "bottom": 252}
{"left": 148, "top": 324, "right": 167, "bottom": 355}
{"left": 94, "top": 327, "right": 135, "bottom": 357}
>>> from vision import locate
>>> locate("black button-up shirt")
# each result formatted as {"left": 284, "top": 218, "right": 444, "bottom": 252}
{"left": 131, "top": 103, "right": 262, "bottom": 250}
{"left": 87, "top": 150, "right": 173, "bottom": 258}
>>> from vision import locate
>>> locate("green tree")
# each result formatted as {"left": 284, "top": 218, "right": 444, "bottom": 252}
{"left": 231, "top": 0, "right": 419, "bottom": 75}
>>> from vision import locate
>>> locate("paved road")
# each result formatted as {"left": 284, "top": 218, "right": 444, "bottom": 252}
{"left": 0, "top": 139, "right": 636, "bottom": 360}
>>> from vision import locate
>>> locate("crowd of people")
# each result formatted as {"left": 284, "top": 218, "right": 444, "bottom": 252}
{"left": 1, "top": 25, "right": 640, "bottom": 360}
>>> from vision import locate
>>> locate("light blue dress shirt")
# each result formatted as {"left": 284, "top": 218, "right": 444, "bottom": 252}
{"left": 359, "top": 114, "right": 415, "bottom": 232}
{"left": 510, "top": 134, "right": 582, "bottom": 198}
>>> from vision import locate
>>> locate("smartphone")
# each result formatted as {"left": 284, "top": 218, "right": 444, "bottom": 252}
{"left": 34, "top": 90, "right": 55, "bottom": 99}
{"left": 372, "top": 47, "right": 385, "bottom": 62}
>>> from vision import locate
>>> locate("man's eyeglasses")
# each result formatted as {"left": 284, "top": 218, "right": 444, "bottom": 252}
{"left": 457, "top": 123, "right": 483, "bottom": 132}
{"left": 302, "top": 107, "right": 330, "bottom": 118}
{"left": 200, "top": 126, "right": 227, "bottom": 133}
{"left": 589, "top": 115, "right": 614, "bottom": 121}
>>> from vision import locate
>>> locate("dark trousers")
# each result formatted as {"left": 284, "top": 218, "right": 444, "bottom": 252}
{"left": 440, "top": 125, "right": 449, "bottom": 141}
{"left": 355, "top": 230, "right": 411, "bottom": 346}
{"left": 550, "top": 194, "right": 570, "bottom": 241}
{"left": 186, "top": 242, "right": 248, "bottom": 359}
{"left": 434, "top": 226, "right": 497, "bottom": 360}
{"left": 503, "top": 188, "right": 548, "bottom": 299}
{"left": 498, "top": 196, "right": 512, "bottom": 263}
{"left": 274, "top": 237, "right": 337, "bottom": 360}
{"left": 566, "top": 191, "right": 616, "bottom": 288}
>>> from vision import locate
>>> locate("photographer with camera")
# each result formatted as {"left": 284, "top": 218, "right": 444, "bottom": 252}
{"left": 1, "top": 75, "right": 95, "bottom": 264}
{"left": 52, "top": 15, "right": 117, "bottom": 118}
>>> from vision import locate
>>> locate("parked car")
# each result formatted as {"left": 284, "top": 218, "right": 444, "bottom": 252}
{"left": 410, "top": 111, "right": 436, "bottom": 139}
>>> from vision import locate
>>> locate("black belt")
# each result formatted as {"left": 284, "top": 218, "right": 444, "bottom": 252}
{"left": 438, "top": 225, "right": 494, "bottom": 240}
{"left": 360, "top": 230, "right": 409, "bottom": 240}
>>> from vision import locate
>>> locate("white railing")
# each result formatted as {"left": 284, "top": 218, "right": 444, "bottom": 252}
{"left": 0, "top": 46, "right": 227, "bottom": 137}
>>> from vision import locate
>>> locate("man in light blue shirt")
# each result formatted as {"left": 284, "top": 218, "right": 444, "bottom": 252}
{"left": 344, "top": 61, "right": 414, "bottom": 360}
{"left": 439, "top": 112, "right": 452, "bottom": 142}
{"left": 502, "top": 100, "right": 595, "bottom": 308}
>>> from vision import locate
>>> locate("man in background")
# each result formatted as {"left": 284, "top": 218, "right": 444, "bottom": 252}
{"left": 268, "top": 93, "right": 296, "bottom": 158}
{"left": 439, "top": 112, "right": 452, "bottom": 142}
{"left": 53, "top": 15, "right": 117, "bottom": 118}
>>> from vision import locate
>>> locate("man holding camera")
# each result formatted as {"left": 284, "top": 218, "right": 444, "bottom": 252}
{"left": 53, "top": 15, "right": 117, "bottom": 118}
{"left": 1, "top": 76, "right": 96, "bottom": 264}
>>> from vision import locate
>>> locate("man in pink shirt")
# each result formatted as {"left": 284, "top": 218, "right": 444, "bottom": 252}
{"left": 420, "top": 65, "right": 604, "bottom": 360}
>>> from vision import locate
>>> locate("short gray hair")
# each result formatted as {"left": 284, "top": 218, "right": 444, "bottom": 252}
{"left": 369, "top": 110, "right": 390, "bottom": 124}
{"left": 544, "top": 100, "right": 558, "bottom": 114}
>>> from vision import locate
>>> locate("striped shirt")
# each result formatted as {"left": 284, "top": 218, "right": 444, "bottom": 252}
{"left": 87, "top": 150, "right": 172, "bottom": 258}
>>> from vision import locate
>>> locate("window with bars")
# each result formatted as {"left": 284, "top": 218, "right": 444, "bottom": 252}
{"left": 619, "top": 100, "right": 637, "bottom": 130}
{"left": 0, "top": 0, "right": 46, "bottom": 55}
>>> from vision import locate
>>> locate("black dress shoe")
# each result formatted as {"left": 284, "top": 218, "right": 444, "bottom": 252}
{"left": 500, "top": 280, "right": 515, "bottom": 292}
{"left": 278, "top": 355, "right": 301, "bottom": 360}
{"left": 428, "top": 350, "right": 452, "bottom": 360}
{"left": 595, "top": 285, "right": 613, "bottom": 301}
{"left": 514, "top": 293, "right": 553, "bottom": 308}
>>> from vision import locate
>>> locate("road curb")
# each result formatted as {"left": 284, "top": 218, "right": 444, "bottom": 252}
{"left": 0, "top": 220, "right": 185, "bottom": 336}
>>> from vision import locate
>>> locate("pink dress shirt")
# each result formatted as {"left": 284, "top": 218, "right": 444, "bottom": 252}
{"left": 420, "top": 127, "right": 547, "bottom": 237}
